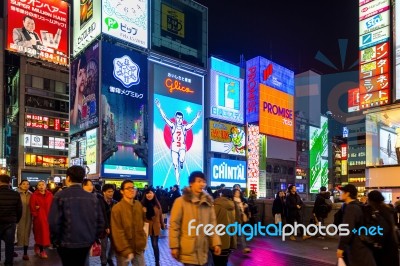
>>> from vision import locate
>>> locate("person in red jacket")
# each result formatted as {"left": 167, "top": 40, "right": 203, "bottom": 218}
{"left": 30, "top": 180, "right": 53, "bottom": 259}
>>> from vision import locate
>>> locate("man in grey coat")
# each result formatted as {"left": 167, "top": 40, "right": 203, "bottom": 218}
{"left": 12, "top": 16, "right": 42, "bottom": 56}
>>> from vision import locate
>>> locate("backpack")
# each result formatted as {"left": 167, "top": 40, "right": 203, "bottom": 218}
{"left": 317, "top": 197, "right": 333, "bottom": 218}
{"left": 358, "top": 204, "right": 391, "bottom": 249}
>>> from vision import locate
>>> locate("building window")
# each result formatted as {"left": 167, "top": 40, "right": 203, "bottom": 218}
{"left": 55, "top": 81, "right": 66, "bottom": 94}
{"left": 32, "top": 76, "right": 43, "bottom": 89}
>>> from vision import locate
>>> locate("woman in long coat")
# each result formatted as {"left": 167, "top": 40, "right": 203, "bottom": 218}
{"left": 29, "top": 181, "right": 53, "bottom": 259}
{"left": 17, "top": 180, "right": 32, "bottom": 260}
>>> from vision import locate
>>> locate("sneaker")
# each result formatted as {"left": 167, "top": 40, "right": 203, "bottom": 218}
{"left": 289, "top": 236, "right": 296, "bottom": 241}
{"left": 242, "top": 248, "right": 251, "bottom": 254}
{"left": 302, "top": 235, "right": 312, "bottom": 240}
{"left": 34, "top": 245, "right": 40, "bottom": 256}
{"left": 23, "top": 255, "right": 29, "bottom": 260}
{"left": 39, "top": 251, "right": 48, "bottom": 259}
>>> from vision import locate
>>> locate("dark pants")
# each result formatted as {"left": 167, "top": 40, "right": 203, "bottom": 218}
{"left": 212, "top": 249, "right": 231, "bottom": 266}
{"left": 287, "top": 211, "right": 304, "bottom": 235}
{"left": 150, "top": 236, "right": 160, "bottom": 264}
{"left": 0, "top": 223, "right": 16, "bottom": 266}
{"left": 57, "top": 246, "right": 91, "bottom": 266}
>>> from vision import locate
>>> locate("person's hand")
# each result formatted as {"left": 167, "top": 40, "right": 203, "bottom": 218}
{"left": 125, "top": 253, "right": 134, "bottom": 262}
{"left": 171, "top": 248, "right": 179, "bottom": 260}
{"left": 296, "top": 205, "right": 301, "bottom": 209}
{"left": 143, "top": 207, "right": 147, "bottom": 213}
{"left": 213, "top": 246, "right": 221, "bottom": 256}
{"left": 337, "top": 249, "right": 344, "bottom": 258}
{"left": 105, "top": 228, "right": 110, "bottom": 235}
{"left": 30, "top": 38, "right": 37, "bottom": 46}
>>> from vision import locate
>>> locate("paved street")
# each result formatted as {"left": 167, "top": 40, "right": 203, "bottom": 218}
{"left": 2, "top": 230, "right": 338, "bottom": 266}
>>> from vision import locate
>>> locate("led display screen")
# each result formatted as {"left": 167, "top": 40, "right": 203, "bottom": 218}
{"left": 25, "top": 154, "right": 68, "bottom": 168}
{"left": 309, "top": 116, "right": 328, "bottom": 193}
{"left": 247, "top": 125, "right": 259, "bottom": 194}
{"left": 6, "top": 0, "right": 69, "bottom": 65}
{"left": 209, "top": 120, "right": 245, "bottom": 156}
{"left": 101, "top": 41, "right": 147, "bottom": 179}
{"left": 25, "top": 114, "right": 69, "bottom": 132}
{"left": 210, "top": 158, "right": 246, "bottom": 188}
{"left": 366, "top": 109, "right": 400, "bottom": 166}
{"left": 72, "top": 0, "right": 101, "bottom": 55}
{"left": 69, "top": 42, "right": 100, "bottom": 136}
{"left": 102, "top": 0, "right": 148, "bottom": 48}
{"left": 259, "top": 85, "right": 294, "bottom": 140}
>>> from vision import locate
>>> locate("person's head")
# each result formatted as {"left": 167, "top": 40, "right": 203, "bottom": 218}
{"left": 175, "top": 111, "right": 184, "bottom": 125}
{"left": 142, "top": 189, "right": 161, "bottom": 206}
{"left": 19, "top": 180, "right": 30, "bottom": 191}
{"left": 0, "top": 175, "right": 11, "bottom": 185}
{"left": 220, "top": 184, "right": 226, "bottom": 189}
{"left": 320, "top": 186, "right": 327, "bottom": 192}
{"left": 288, "top": 185, "right": 296, "bottom": 194}
{"left": 82, "top": 179, "right": 94, "bottom": 193}
{"left": 37, "top": 180, "right": 46, "bottom": 193}
{"left": 120, "top": 180, "right": 136, "bottom": 201}
{"left": 367, "top": 190, "right": 385, "bottom": 207}
{"left": 233, "top": 184, "right": 241, "bottom": 190}
{"left": 339, "top": 184, "right": 358, "bottom": 201}
{"left": 77, "top": 56, "right": 88, "bottom": 93}
{"left": 66, "top": 165, "right": 86, "bottom": 185}
{"left": 188, "top": 171, "right": 206, "bottom": 194}
{"left": 23, "top": 16, "right": 35, "bottom": 32}
{"left": 102, "top": 184, "right": 115, "bottom": 200}
{"left": 144, "top": 184, "right": 149, "bottom": 189}
{"left": 278, "top": 190, "right": 286, "bottom": 198}
{"left": 220, "top": 189, "right": 233, "bottom": 199}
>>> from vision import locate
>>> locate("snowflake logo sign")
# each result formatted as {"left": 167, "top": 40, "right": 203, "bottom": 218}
{"left": 113, "top": 55, "right": 140, "bottom": 88}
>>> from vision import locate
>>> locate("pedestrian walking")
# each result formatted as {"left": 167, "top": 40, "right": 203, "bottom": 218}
{"left": 100, "top": 184, "right": 117, "bottom": 266}
{"left": 49, "top": 165, "right": 105, "bottom": 266}
{"left": 141, "top": 189, "right": 165, "bottom": 266}
{"left": 111, "top": 180, "right": 147, "bottom": 266}
{"left": 272, "top": 191, "right": 286, "bottom": 224}
{"left": 233, "top": 188, "right": 251, "bottom": 253}
{"left": 30, "top": 180, "right": 53, "bottom": 259}
{"left": 16, "top": 180, "right": 32, "bottom": 260}
{"left": 286, "top": 185, "right": 310, "bottom": 241}
{"left": 312, "top": 186, "right": 332, "bottom": 227}
{"left": 0, "top": 174, "right": 22, "bottom": 266}
{"left": 169, "top": 171, "right": 221, "bottom": 266}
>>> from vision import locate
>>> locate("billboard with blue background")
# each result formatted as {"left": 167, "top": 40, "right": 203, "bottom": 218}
{"left": 210, "top": 158, "right": 247, "bottom": 188}
{"left": 101, "top": 41, "right": 147, "bottom": 179}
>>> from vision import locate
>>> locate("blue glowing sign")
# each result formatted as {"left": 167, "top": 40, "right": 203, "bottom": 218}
{"left": 210, "top": 158, "right": 247, "bottom": 188}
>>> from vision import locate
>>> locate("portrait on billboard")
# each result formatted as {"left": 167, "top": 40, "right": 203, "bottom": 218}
{"left": 69, "top": 42, "right": 100, "bottom": 136}
{"left": 153, "top": 93, "right": 203, "bottom": 189}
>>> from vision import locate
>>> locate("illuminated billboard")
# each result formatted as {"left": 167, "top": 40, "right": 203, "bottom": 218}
{"left": 348, "top": 88, "right": 360, "bottom": 112}
{"left": 247, "top": 125, "right": 259, "bottom": 195}
{"left": 72, "top": 0, "right": 101, "bottom": 55}
{"left": 26, "top": 114, "right": 69, "bottom": 132}
{"left": 359, "top": 10, "right": 390, "bottom": 35}
{"left": 360, "top": 42, "right": 389, "bottom": 65}
{"left": 6, "top": 0, "right": 69, "bottom": 65}
{"left": 86, "top": 128, "right": 97, "bottom": 175}
{"left": 151, "top": 0, "right": 208, "bottom": 67}
{"left": 101, "top": 41, "right": 147, "bottom": 179}
{"left": 359, "top": 26, "right": 390, "bottom": 50}
{"left": 259, "top": 85, "right": 294, "bottom": 140}
{"left": 366, "top": 109, "right": 400, "bottom": 167}
{"left": 69, "top": 42, "right": 100, "bottom": 136}
{"left": 150, "top": 61, "right": 204, "bottom": 189}
{"left": 359, "top": 0, "right": 390, "bottom": 20}
{"left": 396, "top": 0, "right": 400, "bottom": 100}
{"left": 209, "top": 57, "right": 244, "bottom": 123}
{"left": 309, "top": 116, "right": 328, "bottom": 193}
{"left": 209, "top": 120, "right": 245, "bottom": 156}
{"left": 102, "top": 0, "right": 148, "bottom": 49}
{"left": 210, "top": 158, "right": 246, "bottom": 187}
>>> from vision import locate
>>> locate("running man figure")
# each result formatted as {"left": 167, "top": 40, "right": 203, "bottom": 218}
{"left": 155, "top": 99, "right": 201, "bottom": 185}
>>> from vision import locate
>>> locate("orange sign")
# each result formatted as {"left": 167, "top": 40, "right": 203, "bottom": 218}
{"left": 259, "top": 84, "right": 294, "bottom": 140}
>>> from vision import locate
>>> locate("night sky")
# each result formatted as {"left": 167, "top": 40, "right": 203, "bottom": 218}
{"left": 195, "top": 0, "right": 359, "bottom": 74}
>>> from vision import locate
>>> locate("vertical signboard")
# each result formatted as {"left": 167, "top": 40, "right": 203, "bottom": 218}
{"left": 209, "top": 120, "right": 246, "bottom": 156}
{"left": 150, "top": 62, "right": 204, "bottom": 189}
{"left": 209, "top": 158, "right": 247, "bottom": 187}
{"left": 359, "top": 0, "right": 391, "bottom": 110}
{"left": 246, "top": 57, "right": 260, "bottom": 123}
{"left": 209, "top": 57, "right": 244, "bottom": 123}
{"left": 247, "top": 125, "right": 259, "bottom": 195}
{"left": 69, "top": 42, "right": 100, "bottom": 136}
{"left": 101, "top": 41, "right": 147, "bottom": 178}
{"left": 151, "top": 0, "right": 208, "bottom": 67}
{"left": 86, "top": 128, "right": 97, "bottom": 175}
{"left": 348, "top": 88, "right": 360, "bottom": 112}
{"left": 6, "top": 0, "right": 69, "bottom": 65}
{"left": 72, "top": 0, "right": 101, "bottom": 55}
{"left": 396, "top": 0, "right": 400, "bottom": 100}
{"left": 102, "top": 0, "right": 148, "bottom": 48}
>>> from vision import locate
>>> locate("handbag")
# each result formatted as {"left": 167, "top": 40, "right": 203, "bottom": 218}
{"left": 89, "top": 242, "right": 101, "bottom": 257}
{"left": 274, "top": 213, "right": 282, "bottom": 224}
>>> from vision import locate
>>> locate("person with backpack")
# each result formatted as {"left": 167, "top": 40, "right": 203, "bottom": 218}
{"left": 337, "top": 184, "right": 376, "bottom": 266}
{"left": 367, "top": 190, "right": 399, "bottom": 266}
{"left": 312, "top": 186, "right": 332, "bottom": 228}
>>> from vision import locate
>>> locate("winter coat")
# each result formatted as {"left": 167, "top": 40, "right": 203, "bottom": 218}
{"left": 0, "top": 185, "right": 22, "bottom": 224}
{"left": 111, "top": 199, "right": 147, "bottom": 257}
{"left": 30, "top": 190, "right": 53, "bottom": 246}
{"left": 272, "top": 194, "right": 286, "bottom": 217}
{"left": 169, "top": 188, "right": 221, "bottom": 265}
{"left": 160, "top": 192, "right": 170, "bottom": 214}
{"left": 144, "top": 204, "right": 165, "bottom": 236}
{"left": 338, "top": 201, "right": 376, "bottom": 266}
{"left": 285, "top": 192, "right": 303, "bottom": 219}
{"left": 312, "top": 192, "right": 331, "bottom": 218}
{"left": 214, "top": 197, "right": 237, "bottom": 250}
{"left": 17, "top": 189, "right": 32, "bottom": 246}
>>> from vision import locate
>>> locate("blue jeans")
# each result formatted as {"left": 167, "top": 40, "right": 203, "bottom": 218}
{"left": 0, "top": 223, "right": 16, "bottom": 266}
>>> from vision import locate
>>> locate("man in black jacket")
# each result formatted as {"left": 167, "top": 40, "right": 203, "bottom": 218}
{"left": 0, "top": 174, "right": 22, "bottom": 266}
{"left": 312, "top": 186, "right": 332, "bottom": 227}
{"left": 286, "top": 185, "right": 309, "bottom": 241}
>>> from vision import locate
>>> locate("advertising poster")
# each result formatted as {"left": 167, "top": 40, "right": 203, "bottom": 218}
{"left": 151, "top": 0, "right": 207, "bottom": 67}
{"left": 360, "top": 88, "right": 390, "bottom": 109}
{"left": 246, "top": 58, "right": 261, "bottom": 123}
{"left": 359, "top": 73, "right": 390, "bottom": 94}
{"left": 359, "top": 10, "right": 390, "bottom": 35}
{"left": 348, "top": 88, "right": 360, "bottom": 112}
{"left": 359, "top": 26, "right": 390, "bottom": 50}
{"left": 209, "top": 158, "right": 246, "bottom": 187}
{"left": 359, "top": 0, "right": 390, "bottom": 20}
{"left": 259, "top": 85, "right": 294, "bottom": 140}
{"left": 397, "top": 0, "right": 400, "bottom": 100}
{"left": 101, "top": 41, "right": 147, "bottom": 179}
{"left": 151, "top": 62, "right": 203, "bottom": 189}
{"left": 209, "top": 57, "right": 244, "bottom": 123}
{"left": 102, "top": 0, "right": 148, "bottom": 48}
{"left": 73, "top": 0, "right": 101, "bottom": 55}
{"left": 85, "top": 128, "right": 97, "bottom": 175}
{"left": 309, "top": 116, "right": 328, "bottom": 193}
{"left": 360, "top": 42, "right": 389, "bottom": 65}
{"left": 247, "top": 125, "right": 259, "bottom": 195}
{"left": 360, "top": 58, "right": 389, "bottom": 79}
{"left": 7, "top": 0, "right": 69, "bottom": 65}
{"left": 209, "top": 120, "right": 246, "bottom": 156}
{"left": 69, "top": 42, "right": 100, "bottom": 136}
